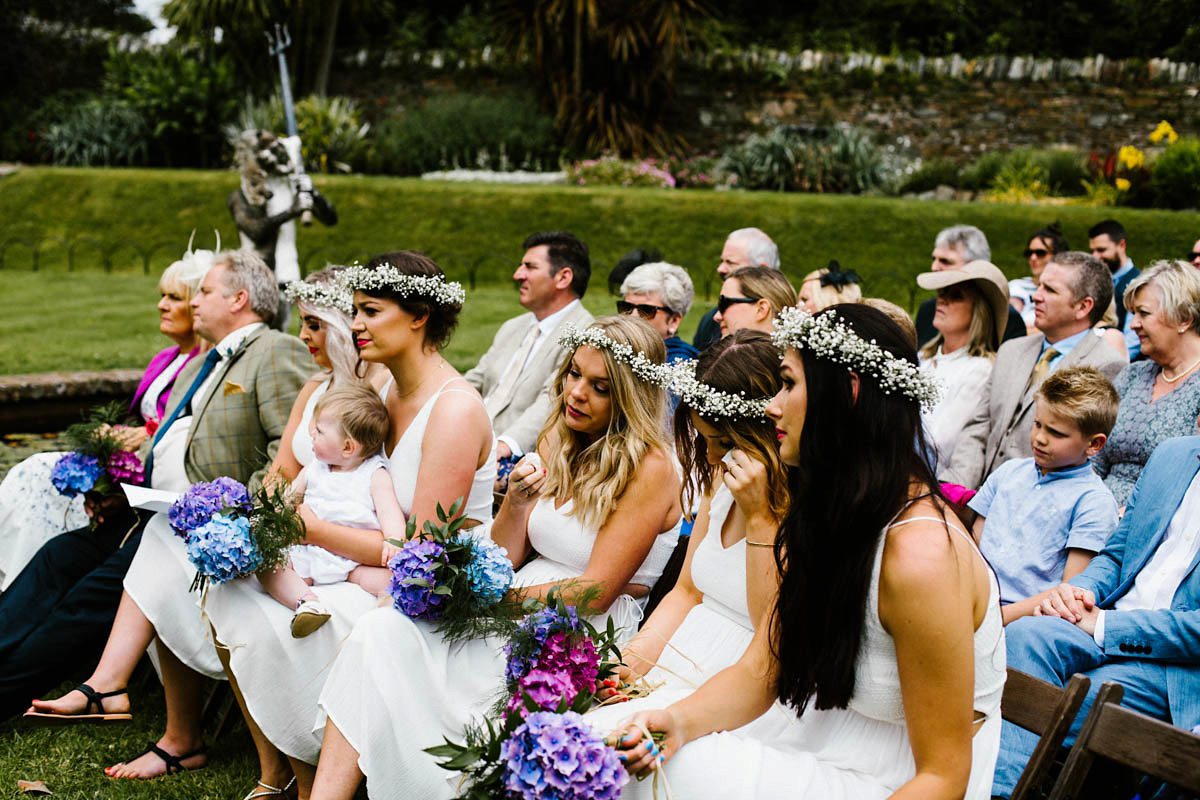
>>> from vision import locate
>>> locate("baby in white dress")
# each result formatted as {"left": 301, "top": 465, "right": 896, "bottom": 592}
{"left": 259, "top": 384, "right": 406, "bottom": 637}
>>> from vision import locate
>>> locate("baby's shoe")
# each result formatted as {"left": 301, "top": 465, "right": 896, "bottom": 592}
{"left": 291, "top": 598, "right": 331, "bottom": 638}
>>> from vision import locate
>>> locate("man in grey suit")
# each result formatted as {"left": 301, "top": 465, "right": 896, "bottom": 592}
{"left": 465, "top": 231, "right": 594, "bottom": 463}
{"left": 942, "top": 251, "right": 1127, "bottom": 489}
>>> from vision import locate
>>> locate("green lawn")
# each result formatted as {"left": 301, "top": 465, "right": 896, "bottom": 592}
{"left": 3, "top": 166, "right": 1199, "bottom": 377}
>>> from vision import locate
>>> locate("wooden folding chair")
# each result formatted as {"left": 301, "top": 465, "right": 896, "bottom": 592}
{"left": 1047, "top": 680, "right": 1200, "bottom": 799}
{"left": 1001, "top": 668, "right": 1092, "bottom": 800}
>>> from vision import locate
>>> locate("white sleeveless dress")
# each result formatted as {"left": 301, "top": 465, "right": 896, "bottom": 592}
{"left": 122, "top": 377, "right": 332, "bottom": 681}
{"left": 316, "top": 492, "right": 681, "bottom": 799}
{"left": 617, "top": 516, "right": 1006, "bottom": 800}
{"left": 205, "top": 376, "right": 496, "bottom": 764}
{"left": 289, "top": 454, "right": 389, "bottom": 584}
{"left": 585, "top": 484, "right": 792, "bottom": 736}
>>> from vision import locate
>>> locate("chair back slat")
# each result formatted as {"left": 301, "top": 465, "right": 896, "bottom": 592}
{"left": 1002, "top": 669, "right": 1091, "bottom": 800}
{"left": 1081, "top": 702, "right": 1200, "bottom": 794}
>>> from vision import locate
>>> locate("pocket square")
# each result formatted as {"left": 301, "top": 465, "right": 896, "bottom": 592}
{"left": 224, "top": 381, "right": 246, "bottom": 396}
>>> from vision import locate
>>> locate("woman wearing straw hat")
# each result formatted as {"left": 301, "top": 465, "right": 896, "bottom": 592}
{"left": 916, "top": 260, "right": 1010, "bottom": 469}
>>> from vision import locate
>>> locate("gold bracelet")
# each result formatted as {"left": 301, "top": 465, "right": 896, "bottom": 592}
{"left": 746, "top": 540, "right": 774, "bottom": 547}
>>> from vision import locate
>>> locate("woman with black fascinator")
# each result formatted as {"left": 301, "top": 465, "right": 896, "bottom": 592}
{"left": 614, "top": 304, "right": 1005, "bottom": 800}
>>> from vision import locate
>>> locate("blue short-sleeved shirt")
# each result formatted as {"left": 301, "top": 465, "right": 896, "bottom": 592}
{"left": 969, "top": 457, "right": 1118, "bottom": 603}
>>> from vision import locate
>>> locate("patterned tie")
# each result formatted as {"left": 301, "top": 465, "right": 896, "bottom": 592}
{"left": 485, "top": 324, "right": 540, "bottom": 419}
{"left": 1026, "top": 347, "right": 1060, "bottom": 392}
{"left": 143, "top": 348, "right": 222, "bottom": 479}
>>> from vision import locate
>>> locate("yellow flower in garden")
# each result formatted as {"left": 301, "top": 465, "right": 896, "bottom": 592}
{"left": 1115, "top": 178, "right": 1132, "bottom": 192}
{"left": 1118, "top": 145, "right": 1145, "bottom": 170}
{"left": 1149, "top": 120, "right": 1179, "bottom": 145}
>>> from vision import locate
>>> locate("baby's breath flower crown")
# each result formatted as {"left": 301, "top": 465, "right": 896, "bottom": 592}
{"left": 770, "top": 306, "right": 940, "bottom": 409}
{"left": 337, "top": 264, "right": 466, "bottom": 308}
{"left": 283, "top": 279, "right": 354, "bottom": 315}
{"left": 557, "top": 324, "right": 770, "bottom": 419}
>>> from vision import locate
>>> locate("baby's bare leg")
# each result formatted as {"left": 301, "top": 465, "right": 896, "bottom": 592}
{"left": 347, "top": 565, "right": 392, "bottom": 598}
{"left": 258, "top": 560, "right": 318, "bottom": 610}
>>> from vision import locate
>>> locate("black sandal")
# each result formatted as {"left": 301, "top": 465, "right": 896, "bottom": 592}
{"left": 107, "top": 741, "right": 208, "bottom": 778}
{"left": 22, "top": 683, "right": 132, "bottom": 725}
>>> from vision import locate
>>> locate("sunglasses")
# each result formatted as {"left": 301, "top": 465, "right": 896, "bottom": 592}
{"left": 717, "top": 295, "right": 757, "bottom": 314}
{"left": 1189, "top": 251, "right": 1200, "bottom": 261}
{"left": 937, "top": 286, "right": 968, "bottom": 302}
{"left": 1023, "top": 248, "right": 1050, "bottom": 259}
{"left": 617, "top": 300, "right": 675, "bottom": 319}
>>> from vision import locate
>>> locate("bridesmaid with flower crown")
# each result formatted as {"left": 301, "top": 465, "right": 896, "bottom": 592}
{"left": 309, "top": 315, "right": 683, "bottom": 800}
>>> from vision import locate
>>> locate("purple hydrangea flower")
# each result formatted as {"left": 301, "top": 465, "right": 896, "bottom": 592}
{"left": 169, "top": 477, "right": 252, "bottom": 537}
{"left": 504, "top": 607, "right": 583, "bottom": 688}
{"left": 388, "top": 538, "right": 448, "bottom": 619}
{"left": 185, "top": 513, "right": 260, "bottom": 583}
{"left": 505, "top": 668, "right": 578, "bottom": 720}
{"left": 50, "top": 452, "right": 103, "bottom": 497}
{"left": 106, "top": 450, "right": 145, "bottom": 485}
{"left": 499, "top": 711, "right": 627, "bottom": 800}
{"left": 533, "top": 631, "right": 600, "bottom": 700}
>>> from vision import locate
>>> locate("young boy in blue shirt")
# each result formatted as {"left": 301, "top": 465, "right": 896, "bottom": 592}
{"left": 969, "top": 366, "right": 1120, "bottom": 624}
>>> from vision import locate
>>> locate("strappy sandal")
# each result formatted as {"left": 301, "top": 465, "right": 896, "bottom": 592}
{"left": 105, "top": 741, "right": 207, "bottom": 778}
{"left": 22, "top": 683, "right": 132, "bottom": 725}
{"left": 243, "top": 776, "right": 297, "bottom": 799}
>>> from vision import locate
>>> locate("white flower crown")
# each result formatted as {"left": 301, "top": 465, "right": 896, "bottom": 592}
{"left": 337, "top": 264, "right": 466, "bottom": 307}
{"left": 770, "top": 306, "right": 941, "bottom": 409}
{"left": 557, "top": 324, "right": 770, "bottom": 419}
{"left": 283, "top": 279, "right": 354, "bottom": 315}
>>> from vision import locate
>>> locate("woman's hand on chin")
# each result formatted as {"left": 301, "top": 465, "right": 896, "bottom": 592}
{"left": 722, "top": 449, "right": 770, "bottom": 515}
{"left": 610, "top": 709, "right": 683, "bottom": 778}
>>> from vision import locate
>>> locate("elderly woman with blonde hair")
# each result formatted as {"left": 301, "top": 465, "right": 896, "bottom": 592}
{"left": 1094, "top": 259, "right": 1200, "bottom": 506}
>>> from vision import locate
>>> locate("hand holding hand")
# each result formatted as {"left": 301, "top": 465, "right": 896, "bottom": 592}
{"left": 380, "top": 539, "right": 403, "bottom": 566}
{"left": 1033, "top": 583, "right": 1094, "bottom": 623}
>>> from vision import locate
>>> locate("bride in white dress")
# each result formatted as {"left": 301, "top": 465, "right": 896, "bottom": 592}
{"left": 309, "top": 315, "right": 683, "bottom": 800}
{"left": 616, "top": 305, "right": 1005, "bottom": 800}
{"left": 584, "top": 330, "right": 788, "bottom": 732}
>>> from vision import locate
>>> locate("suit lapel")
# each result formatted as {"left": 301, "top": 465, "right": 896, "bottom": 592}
{"left": 1117, "top": 446, "right": 1200, "bottom": 598}
{"left": 187, "top": 328, "right": 260, "bottom": 441}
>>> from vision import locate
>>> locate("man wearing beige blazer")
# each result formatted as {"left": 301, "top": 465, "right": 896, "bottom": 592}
{"left": 0, "top": 251, "right": 310, "bottom": 719}
{"left": 942, "top": 252, "right": 1127, "bottom": 490}
{"left": 466, "top": 231, "right": 594, "bottom": 460}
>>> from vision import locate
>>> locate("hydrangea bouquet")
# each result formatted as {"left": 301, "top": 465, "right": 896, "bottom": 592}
{"left": 49, "top": 403, "right": 146, "bottom": 505}
{"left": 169, "top": 479, "right": 305, "bottom": 591}
{"left": 427, "top": 710, "right": 628, "bottom": 800}
{"left": 386, "top": 498, "right": 516, "bottom": 643}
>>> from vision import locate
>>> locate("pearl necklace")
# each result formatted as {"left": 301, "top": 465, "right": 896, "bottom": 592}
{"left": 1161, "top": 355, "right": 1200, "bottom": 384}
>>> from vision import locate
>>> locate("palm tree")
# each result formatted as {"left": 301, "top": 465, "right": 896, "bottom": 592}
{"left": 495, "top": 0, "right": 710, "bottom": 156}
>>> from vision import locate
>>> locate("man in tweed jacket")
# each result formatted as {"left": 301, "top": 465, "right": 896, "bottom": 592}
{"left": 0, "top": 252, "right": 310, "bottom": 719}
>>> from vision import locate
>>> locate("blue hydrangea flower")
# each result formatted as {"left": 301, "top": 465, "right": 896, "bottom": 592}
{"left": 458, "top": 535, "right": 514, "bottom": 608}
{"left": 50, "top": 452, "right": 103, "bottom": 497}
{"left": 499, "top": 711, "right": 627, "bottom": 800}
{"left": 388, "top": 538, "right": 448, "bottom": 619}
{"left": 185, "top": 513, "right": 261, "bottom": 583}
{"left": 169, "top": 477, "right": 252, "bottom": 537}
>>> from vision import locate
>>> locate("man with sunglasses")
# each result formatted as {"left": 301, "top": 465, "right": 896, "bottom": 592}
{"left": 1191, "top": 238, "right": 1200, "bottom": 270}
{"left": 915, "top": 224, "right": 1027, "bottom": 347}
{"left": 465, "top": 231, "right": 594, "bottom": 469}
{"left": 691, "top": 227, "right": 779, "bottom": 351}
{"left": 1089, "top": 218, "right": 1140, "bottom": 360}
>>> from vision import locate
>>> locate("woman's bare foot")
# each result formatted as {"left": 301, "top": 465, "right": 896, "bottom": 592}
{"left": 105, "top": 735, "right": 207, "bottom": 779}
{"left": 29, "top": 682, "right": 130, "bottom": 716}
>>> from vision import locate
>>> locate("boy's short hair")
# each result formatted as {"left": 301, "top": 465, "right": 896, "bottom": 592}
{"left": 313, "top": 384, "right": 390, "bottom": 456}
{"left": 1036, "top": 366, "right": 1120, "bottom": 438}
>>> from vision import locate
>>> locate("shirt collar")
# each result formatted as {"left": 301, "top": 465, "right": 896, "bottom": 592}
{"left": 534, "top": 299, "right": 580, "bottom": 335}
{"left": 1043, "top": 327, "right": 1088, "bottom": 356}
{"left": 213, "top": 322, "right": 263, "bottom": 359}
{"left": 1035, "top": 460, "right": 1096, "bottom": 483}
{"left": 1112, "top": 258, "right": 1136, "bottom": 283}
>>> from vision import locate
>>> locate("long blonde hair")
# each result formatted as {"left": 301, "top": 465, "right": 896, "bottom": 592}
{"left": 539, "top": 316, "right": 670, "bottom": 530}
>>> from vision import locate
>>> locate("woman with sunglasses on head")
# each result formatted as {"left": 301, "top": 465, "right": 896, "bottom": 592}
{"left": 614, "top": 304, "right": 1004, "bottom": 800}
{"left": 618, "top": 261, "right": 698, "bottom": 364}
{"left": 713, "top": 266, "right": 798, "bottom": 339}
{"left": 1011, "top": 223, "right": 1069, "bottom": 334}
{"left": 915, "top": 261, "right": 1009, "bottom": 469}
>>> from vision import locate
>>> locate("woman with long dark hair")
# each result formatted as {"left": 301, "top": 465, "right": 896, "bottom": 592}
{"left": 616, "top": 304, "right": 1005, "bottom": 800}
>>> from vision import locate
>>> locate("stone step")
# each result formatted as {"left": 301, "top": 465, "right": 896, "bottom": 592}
{"left": 0, "top": 370, "right": 143, "bottom": 433}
